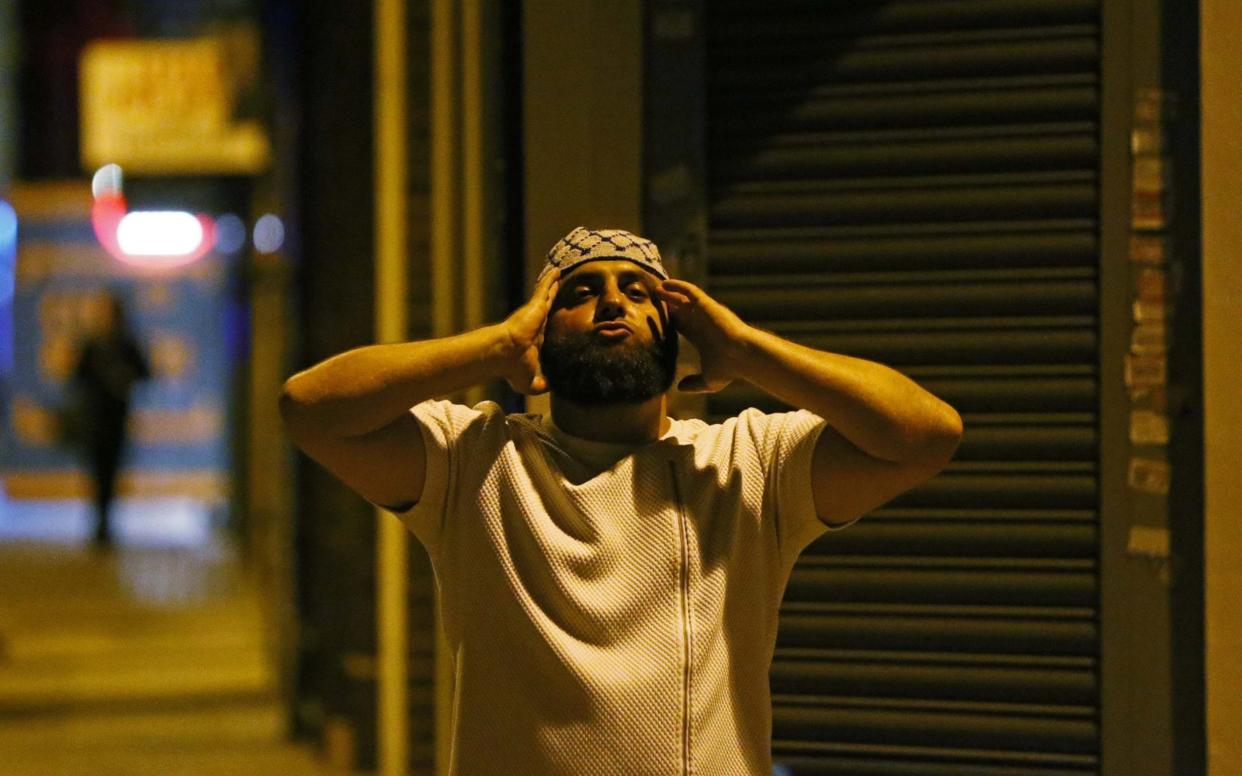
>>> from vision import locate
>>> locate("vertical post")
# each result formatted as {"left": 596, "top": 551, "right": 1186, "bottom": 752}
{"left": 430, "top": 1, "right": 458, "bottom": 772}
{"left": 431, "top": 0, "right": 459, "bottom": 340}
{"left": 462, "top": 0, "right": 485, "bottom": 343}
{"left": 374, "top": 0, "right": 409, "bottom": 774}
{"left": 1202, "top": 5, "right": 1242, "bottom": 774}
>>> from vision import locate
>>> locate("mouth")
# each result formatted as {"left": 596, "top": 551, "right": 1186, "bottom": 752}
{"left": 593, "top": 322, "right": 632, "bottom": 340}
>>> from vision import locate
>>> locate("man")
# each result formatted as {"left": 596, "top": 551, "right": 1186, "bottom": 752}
{"left": 280, "top": 227, "right": 962, "bottom": 775}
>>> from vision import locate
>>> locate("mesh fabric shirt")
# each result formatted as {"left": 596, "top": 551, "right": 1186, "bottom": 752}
{"left": 397, "top": 399, "right": 844, "bottom": 775}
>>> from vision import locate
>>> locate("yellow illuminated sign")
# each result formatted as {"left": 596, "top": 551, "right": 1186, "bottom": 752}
{"left": 79, "top": 34, "right": 270, "bottom": 175}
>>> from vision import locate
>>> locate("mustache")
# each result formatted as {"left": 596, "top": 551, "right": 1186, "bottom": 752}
{"left": 538, "top": 317, "right": 678, "bottom": 405}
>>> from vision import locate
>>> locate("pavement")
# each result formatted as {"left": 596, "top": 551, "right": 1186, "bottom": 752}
{"left": 0, "top": 498, "right": 337, "bottom": 775}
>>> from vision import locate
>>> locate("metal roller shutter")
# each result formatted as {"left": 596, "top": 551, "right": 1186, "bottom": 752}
{"left": 704, "top": 1, "right": 1101, "bottom": 773}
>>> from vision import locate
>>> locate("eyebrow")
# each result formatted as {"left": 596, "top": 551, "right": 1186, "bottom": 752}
{"left": 567, "top": 267, "right": 655, "bottom": 287}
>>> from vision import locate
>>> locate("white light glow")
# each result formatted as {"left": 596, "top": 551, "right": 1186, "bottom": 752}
{"left": 116, "top": 211, "right": 205, "bottom": 256}
{"left": 253, "top": 214, "right": 285, "bottom": 254}
{"left": 92, "top": 164, "right": 124, "bottom": 199}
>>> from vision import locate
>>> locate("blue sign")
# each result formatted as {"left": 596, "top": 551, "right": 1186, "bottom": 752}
{"left": 2, "top": 196, "right": 233, "bottom": 502}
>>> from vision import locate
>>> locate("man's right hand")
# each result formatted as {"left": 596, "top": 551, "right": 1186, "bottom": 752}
{"left": 281, "top": 267, "right": 561, "bottom": 510}
{"left": 497, "top": 268, "right": 560, "bottom": 395}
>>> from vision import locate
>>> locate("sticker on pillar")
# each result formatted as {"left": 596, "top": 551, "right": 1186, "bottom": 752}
{"left": 1135, "top": 88, "right": 1175, "bottom": 124}
{"left": 1129, "top": 410, "right": 1170, "bottom": 446}
{"left": 1132, "top": 298, "right": 1167, "bottom": 323}
{"left": 1126, "top": 525, "right": 1169, "bottom": 561}
{"left": 1128, "top": 457, "right": 1170, "bottom": 495}
{"left": 1131, "top": 385, "right": 1169, "bottom": 413}
{"left": 1131, "top": 127, "right": 1165, "bottom": 155}
{"left": 1126, "top": 525, "right": 1171, "bottom": 584}
{"left": 1138, "top": 268, "right": 1169, "bottom": 302}
{"left": 1129, "top": 235, "right": 1166, "bottom": 265}
{"left": 1125, "top": 353, "right": 1166, "bottom": 389}
{"left": 1131, "top": 191, "right": 1166, "bottom": 231}
{"left": 1132, "top": 157, "right": 1166, "bottom": 194}
{"left": 1135, "top": 94, "right": 1162, "bottom": 124}
{"left": 1131, "top": 322, "right": 1167, "bottom": 355}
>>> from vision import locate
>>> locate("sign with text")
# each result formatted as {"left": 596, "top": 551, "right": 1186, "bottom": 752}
{"left": 80, "top": 35, "right": 270, "bottom": 175}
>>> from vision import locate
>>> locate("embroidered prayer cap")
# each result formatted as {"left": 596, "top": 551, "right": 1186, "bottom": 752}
{"left": 539, "top": 226, "right": 667, "bottom": 283}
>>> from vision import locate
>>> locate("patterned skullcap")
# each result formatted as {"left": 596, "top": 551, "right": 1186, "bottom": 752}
{"left": 539, "top": 226, "right": 667, "bottom": 283}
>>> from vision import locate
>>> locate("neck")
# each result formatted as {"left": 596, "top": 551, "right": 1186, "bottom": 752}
{"left": 549, "top": 393, "right": 670, "bottom": 443}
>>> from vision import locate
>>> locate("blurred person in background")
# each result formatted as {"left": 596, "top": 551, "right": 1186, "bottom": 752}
{"left": 67, "top": 290, "right": 149, "bottom": 548}
{"left": 281, "top": 227, "right": 963, "bottom": 774}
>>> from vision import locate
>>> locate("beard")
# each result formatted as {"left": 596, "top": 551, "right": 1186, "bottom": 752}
{"left": 539, "top": 318, "right": 678, "bottom": 406}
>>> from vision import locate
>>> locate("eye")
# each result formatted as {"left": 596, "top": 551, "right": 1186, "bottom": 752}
{"left": 626, "top": 285, "right": 648, "bottom": 300}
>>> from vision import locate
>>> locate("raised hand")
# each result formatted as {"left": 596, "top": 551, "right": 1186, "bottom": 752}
{"left": 654, "top": 278, "right": 753, "bottom": 393}
{"left": 498, "top": 268, "right": 560, "bottom": 395}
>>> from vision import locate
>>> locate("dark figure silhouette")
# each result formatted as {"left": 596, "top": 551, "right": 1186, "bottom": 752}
{"left": 70, "top": 293, "right": 149, "bottom": 547}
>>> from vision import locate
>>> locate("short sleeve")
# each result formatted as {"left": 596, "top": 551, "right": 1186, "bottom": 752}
{"left": 750, "top": 408, "right": 839, "bottom": 560}
{"left": 389, "top": 399, "right": 493, "bottom": 548}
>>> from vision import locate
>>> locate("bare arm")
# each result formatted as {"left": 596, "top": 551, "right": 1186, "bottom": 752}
{"left": 656, "top": 279, "right": 962, "bottom": 526}
{"left": 280, "top": 269, "right": 560, "bottom": 509}
{"left": 730, "top": 329, "right": 961, "bottom": 467}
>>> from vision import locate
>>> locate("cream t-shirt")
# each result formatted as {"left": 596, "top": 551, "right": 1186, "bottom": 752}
{"left": 399, "top": 399, "right": 843, "bottom": 776}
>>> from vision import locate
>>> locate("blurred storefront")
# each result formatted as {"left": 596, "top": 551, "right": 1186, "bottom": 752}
{"left": 2, "top": 3, "right": 277, "bottom": 516}
{"left": 0, "top": 0, "right": 304, "bottom": 768}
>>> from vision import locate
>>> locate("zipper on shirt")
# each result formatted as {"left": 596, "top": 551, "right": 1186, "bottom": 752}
{"left": 668, "top": 461, "right": 693, "bottom": 776}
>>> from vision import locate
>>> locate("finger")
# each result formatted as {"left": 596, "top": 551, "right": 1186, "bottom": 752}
{"left": 534, "top": 267, "right": 561, "bottom": 303}
{"left": 538, "top": 266, "right": 561, "bottom": 291}
{"left": 660, "top": 279, "right": 702, "bottom": 299}
{"left": 654, "top": 285, "right": 692, "bottom": 307}
{"left": 509, "top": 370, "right": 545, "bottom": 396}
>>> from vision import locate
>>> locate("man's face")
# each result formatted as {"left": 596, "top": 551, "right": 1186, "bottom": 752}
{"left": 539, "top": 259, "right": 678, "bottom": 405}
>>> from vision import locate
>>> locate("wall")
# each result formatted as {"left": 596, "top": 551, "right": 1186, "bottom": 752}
{"left": 1200, "top": 2, "right": 1242, "bottom": 774}
{"left": 522, "top": 0, "right": 643, "bottom": 275}
{"left": 521, "top": 0, "right": 643, "bottom": 418}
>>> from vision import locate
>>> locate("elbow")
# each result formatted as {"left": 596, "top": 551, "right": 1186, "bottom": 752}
{"left": 278, "top": 374, "right": 313, "bottom": 441}
{"left": 901, "top": 401, "right": 962, "bottom": 470}
{"left": 924, "top": 403, "right": 964, "bottom": 468}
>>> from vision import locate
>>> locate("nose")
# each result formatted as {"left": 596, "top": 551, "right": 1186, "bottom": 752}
{"left": 594, "top": 281, "right": 627, "bottom": 321}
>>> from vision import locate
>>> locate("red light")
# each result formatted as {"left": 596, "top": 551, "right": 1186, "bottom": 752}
{"left": 90, "top": 167, "right": 216, "bottom": 269}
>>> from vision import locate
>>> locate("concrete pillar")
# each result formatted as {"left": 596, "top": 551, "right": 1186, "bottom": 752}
{"left": 1201, "top": 3, "right": 1242, "bottom": 774}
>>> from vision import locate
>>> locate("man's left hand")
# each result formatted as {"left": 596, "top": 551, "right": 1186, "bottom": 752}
{"left": 654, "top": 279, "right": 753, "bottom": 393}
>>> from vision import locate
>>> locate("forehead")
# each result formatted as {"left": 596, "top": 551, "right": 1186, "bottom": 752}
{"left": 562, "top": 259, "right": 659, "bottom": 286}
